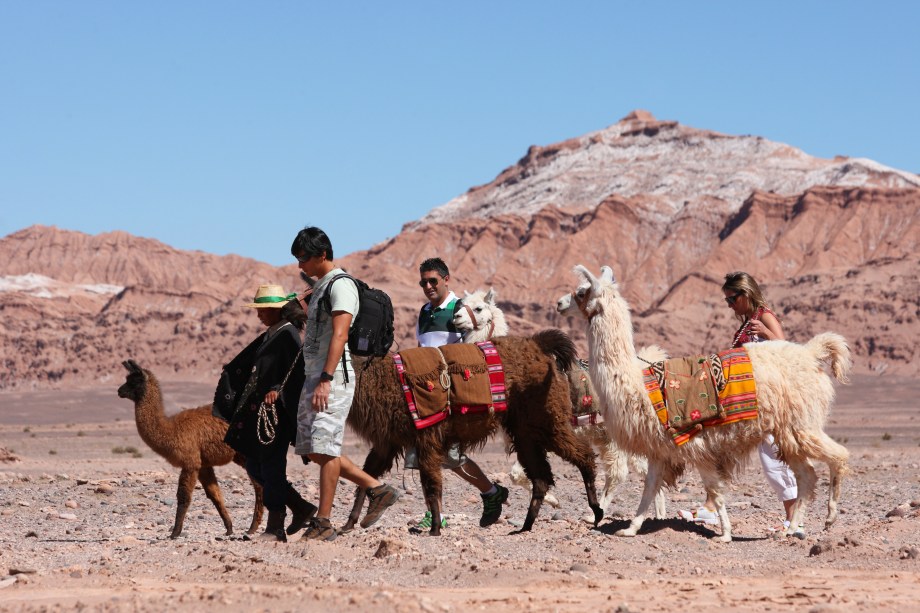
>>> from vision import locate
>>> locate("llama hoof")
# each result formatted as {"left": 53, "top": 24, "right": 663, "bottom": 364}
{"left": 591, "top": 505, "right": 604, "bottom": 527}
{"left": 614, "top": 528, "right": 638, "bottom": 538}
{"left": 544, "top": 494, "right": 561, "bottom": 508}
{"left": 713, "top": 533, "right": 732, "bottom": 543}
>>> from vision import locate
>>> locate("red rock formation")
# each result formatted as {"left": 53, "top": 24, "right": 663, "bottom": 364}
{"left": 2, "top": 113, "right": 919, "bottom": 389}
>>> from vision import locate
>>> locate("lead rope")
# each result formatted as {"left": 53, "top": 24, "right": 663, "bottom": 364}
{"left": 434, "top": 346, "right": 452, "bottom": 411}
{"left": 256, "top": 351, "right": 303, "bottom": 446}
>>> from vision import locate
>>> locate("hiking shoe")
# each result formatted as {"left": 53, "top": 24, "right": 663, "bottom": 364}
{"left": 300, "top": 517, "right": 338, "bottom": 542}
{"left": 479, "top": 484, "right": 509, "bottom": 527}
{"left": 361, "top": 484, "right": 401, "bottom": 528}
{"left": 408, "top": 511, "right": 447, "bottom": 534}
{"left": 286, "top": 501, "right": 318, "bottom": 536}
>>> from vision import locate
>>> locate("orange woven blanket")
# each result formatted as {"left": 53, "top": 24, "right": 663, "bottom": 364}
{"left": 643, "top": 348, "right": 758, "bottom": 446}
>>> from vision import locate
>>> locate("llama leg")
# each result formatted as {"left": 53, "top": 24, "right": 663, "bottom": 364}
{"left": 198, "top": 466, "right": 233, "bottom": 536}
{"left": 171, "top": 468, "right": 198, "bottom": 539}
{"left": 797, "top": 430, "right": 850, "bottom": 530}
{"left": 418, "top": 448, "right": 445, "bottom": 536}
{"left": 232, "top": 453, "right": 264, "bottom": 535}
{"left": 547, "top": 427, "right": 602, "bottom": 526}
{"left": 515, "top": 446, "right": 553, "bottom": 533}
{"left": 247, "top": 478, "right": 264, "bottom": 535}
{"left": 596, "top": 433, "right": 628, "bottom": 514}
{"left": 785, "top": 458, "right": 818, "bottom": 536}
{"left": 617, "top": 462, "right": 664, "bottom": 537}
{"left": 699, "top": 468, "right": 732, "bottom": 543}
{"left": 510, "top": 460, "right": 560, "bottom": 509}
{"left": 341, "top": 447, "right": 395, "bottom": 532}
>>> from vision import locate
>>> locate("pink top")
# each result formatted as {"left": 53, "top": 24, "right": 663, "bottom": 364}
{"left": 731, "top": 306, "right": 776, "bottom": 348}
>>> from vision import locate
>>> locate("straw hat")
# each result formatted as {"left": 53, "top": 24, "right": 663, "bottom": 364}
{"left": 243, "top": 284, "right": 295, "bottom": 308}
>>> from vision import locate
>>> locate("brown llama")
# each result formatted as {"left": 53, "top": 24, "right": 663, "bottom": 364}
{"left": 117, "top": 360, "right": 264, "bottom": 538}
{"left": 343, "top": 330, "right": 603, "bottom": 536}
{"left": 456, "top": 288, "right": 668, "bottom": 519}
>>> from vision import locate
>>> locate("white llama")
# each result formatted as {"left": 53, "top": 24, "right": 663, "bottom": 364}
{"left": 558, "top": 265, "right": 850, "bottom": 541}
{"left": 455, "top": 287, "right": 666, "bottom": 519}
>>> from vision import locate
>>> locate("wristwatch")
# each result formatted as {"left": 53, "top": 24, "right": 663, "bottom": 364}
{"left": 319, "top": 371, "right": 335, "bottom": 382}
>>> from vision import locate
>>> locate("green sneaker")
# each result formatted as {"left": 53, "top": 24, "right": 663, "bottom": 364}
{"left": 409, "top": 511, "right": 447, "bottom": 533}
{"left": 480, "top": 484, "right": 509, "bottom": 527}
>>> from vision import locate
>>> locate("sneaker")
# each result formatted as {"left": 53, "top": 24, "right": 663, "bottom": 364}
{"left": 300, "top": 517, "right": 338, "bottom": 542}
{"left": 479, "top": 484, "right": 509, "bottom": 527}
{"left": 678, "top": 507, "right": 719, "bottom": 525}
{"left": 409, "top": 511, "right": 447, "bottom": 534}
{"left": 361, "top": 484, "right": 401, "bottom": 528}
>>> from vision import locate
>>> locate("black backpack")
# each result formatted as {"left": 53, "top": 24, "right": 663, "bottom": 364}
{"left": 321, "top": 273, "right": 395, "bottom": 357}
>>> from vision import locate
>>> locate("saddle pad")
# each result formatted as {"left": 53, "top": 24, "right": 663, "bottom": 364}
{"left": 394, "top": 341, "right": 508, "bottom": 430}
{"left": 643, "top": 347, "right": 758, "bottom": 446}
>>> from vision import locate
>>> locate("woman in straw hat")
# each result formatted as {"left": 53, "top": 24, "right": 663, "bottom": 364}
{"left": 222, "top": 284, "right": 316, "bottom": 541}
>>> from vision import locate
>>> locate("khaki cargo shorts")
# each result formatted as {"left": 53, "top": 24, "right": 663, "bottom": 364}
{"left": 404, "top": 443, "right": 468, "bottom": 470}
{"left": 295, "top": 377, "right": 355, "bottom": 458}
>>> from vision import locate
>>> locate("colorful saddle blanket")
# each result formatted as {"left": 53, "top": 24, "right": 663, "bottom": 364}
{"left": 570, "top": 359, "right": 603, "bottom": 428}
{"left": 393, "top": 341, "right": 508, "bottom": 430}
{"left": 642, "top": 347, "right": 758, "bottom": 446}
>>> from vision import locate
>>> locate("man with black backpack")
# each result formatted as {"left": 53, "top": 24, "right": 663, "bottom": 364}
{"left": 290, "top": 226, "right": 400, "bottom": 541}
{"left": 407, "top": 257, "right": 509, "bottom": 532}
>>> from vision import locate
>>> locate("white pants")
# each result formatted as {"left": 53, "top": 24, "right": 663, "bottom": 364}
{"left": 759, "top": 433, "right": 798, "bottom": 502}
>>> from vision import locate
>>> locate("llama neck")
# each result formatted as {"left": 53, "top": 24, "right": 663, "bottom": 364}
{"left": 133, "top": 378, "right": 176, "bottom": 454}
{"left": 587, "top": 291, "right": 639, "bottom": 370}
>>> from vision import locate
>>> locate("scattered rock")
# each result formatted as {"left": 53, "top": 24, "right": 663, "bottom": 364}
{"left": 9, "top": 568, "right": 37, "bottom": 575}
{"left": 65, "top": 500, "right": 79, "bottom": 509}
{"left": 570, "top": 563, "right": 591, "bottom": 573}
{"left": 95, "top": 485, "right": 114, "bottom": 495}
{"left": 373, "top": 539, "right": 404, "bottom": 559}
{"left": 886, "top": 504, "right": 910, "bottom": 518}
{"left": 551, "top": 512, "right": 564, "bottom": 521}
{"left": 809, "top": 542, "right": 833, "bottom": 557}
{"left": 899, "top": 547, "right": 919, "bottom": 560}
{"left": 58, "top": 513, "right": 78, "bottom": 521}
{"left": 0, "top": 576, "right": 17, "bottom": 589}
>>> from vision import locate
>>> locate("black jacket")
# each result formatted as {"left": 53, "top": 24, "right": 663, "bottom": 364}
{"left": 220, "top": 323, "right": 305, "bottom": 458}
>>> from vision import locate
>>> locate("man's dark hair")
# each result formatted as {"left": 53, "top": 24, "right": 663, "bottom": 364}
{"left": 291, "top": 226, "right": 334, "bottom": 260}
{"left": 419, "top": 257, "right": 449, "bottom": 278}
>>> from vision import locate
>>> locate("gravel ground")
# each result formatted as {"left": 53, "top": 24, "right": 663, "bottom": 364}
{"left": 1, "top": 375, "right": 919, "bottom": 612}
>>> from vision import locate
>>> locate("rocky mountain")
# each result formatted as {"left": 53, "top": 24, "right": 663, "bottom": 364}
{"left": 2, "top": 111, "right": 918, "bottom": 390}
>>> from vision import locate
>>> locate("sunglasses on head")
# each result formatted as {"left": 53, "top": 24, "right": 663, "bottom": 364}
{"left": 418, "top": 277, "right": 440, "bottom": 288}
{"left": 725, "top": 293, "right": 743, "bottom": 306}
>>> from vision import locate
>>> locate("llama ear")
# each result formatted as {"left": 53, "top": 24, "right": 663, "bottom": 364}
{"left": 484, "top": 287, "right": 496, "bottom": 303}
{"left": 600, "top": 266, "right": 616, "bottom": 284}
{"left": 573, "top": 265, "right": 596, "bottom": 285}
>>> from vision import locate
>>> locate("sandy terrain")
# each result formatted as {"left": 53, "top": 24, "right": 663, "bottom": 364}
{"left": 1, "top": 375, "right": 919, "bottom": 612}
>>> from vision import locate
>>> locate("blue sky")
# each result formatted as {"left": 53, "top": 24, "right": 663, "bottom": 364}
{"left": 2, "top": 2, "right": 918, "bottom": 266}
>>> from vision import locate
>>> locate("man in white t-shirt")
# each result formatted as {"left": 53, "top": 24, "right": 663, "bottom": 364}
{"left": 291, "top": 226, "right": 400, "bottom": 541}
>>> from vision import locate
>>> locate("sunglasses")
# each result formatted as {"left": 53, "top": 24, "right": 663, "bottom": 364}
{"left": 418, "top": 277, "right": 440, "bottom": 288}
{"left": 725, "top": 293, "right": 743, "bottom": 306}
{"left": 296, "top": 253, "right": 318, "bottom": 263}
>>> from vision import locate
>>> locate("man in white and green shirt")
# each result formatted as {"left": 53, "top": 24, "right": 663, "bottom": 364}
{"left": 408, "top": 257, "right": 509, "bottom": 531}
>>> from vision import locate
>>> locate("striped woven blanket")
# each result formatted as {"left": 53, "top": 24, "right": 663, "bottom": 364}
{"left": 393, "top": 341, "right": 508, "bottom": 430}
{"left": 642, "top": 347, "right": 758, "bottom": 446}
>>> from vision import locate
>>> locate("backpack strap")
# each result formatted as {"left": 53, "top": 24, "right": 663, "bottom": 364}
{"left": 320, "top": 273, "right": 357, "bottom": 314}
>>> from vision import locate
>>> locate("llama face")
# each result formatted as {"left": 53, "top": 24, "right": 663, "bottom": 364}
{"left": 117, "top": 360, "right": 148, "bottom": 401}
{"left": 453, "top": 289, "right": 495, "bottom": 333}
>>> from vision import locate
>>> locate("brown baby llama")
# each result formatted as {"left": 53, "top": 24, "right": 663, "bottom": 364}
{"left": 117, "top": 360, "right": 264, "bottom": 538}
{"left": 344, "top": 330, "right": 603, "bottom": 535}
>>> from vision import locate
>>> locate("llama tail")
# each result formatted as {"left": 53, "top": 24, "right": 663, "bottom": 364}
{"left": 806, "top": 332, "right": 852, "bottom": 384}
{"left": 531, "top": 328, "right": 577, "bottom": 371}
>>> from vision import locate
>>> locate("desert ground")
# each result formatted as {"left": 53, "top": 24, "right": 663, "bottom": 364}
{"left": 1, "top": 375, "right": 919, "bottom": 612}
